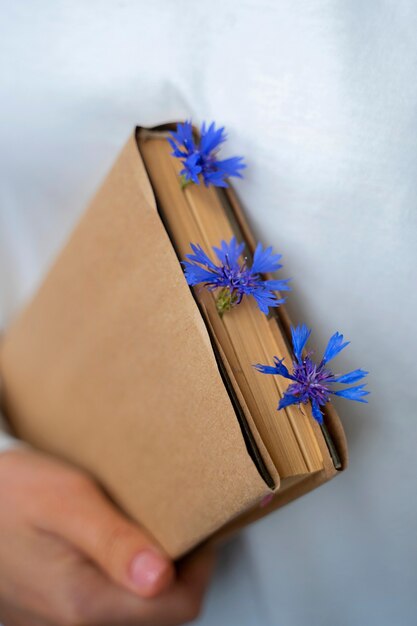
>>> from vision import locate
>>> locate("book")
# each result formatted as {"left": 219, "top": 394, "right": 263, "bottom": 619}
{"left": 0, "top": 124, "right": 347, "bottom": 559}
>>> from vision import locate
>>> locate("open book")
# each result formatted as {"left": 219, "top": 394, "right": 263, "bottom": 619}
{"left": 0, "top": 124, "right": 347, "bottom": 558}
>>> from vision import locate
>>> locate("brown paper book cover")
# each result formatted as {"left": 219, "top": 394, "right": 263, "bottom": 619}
{"left": 0, "top": 124, "right": 348, "bottom": 559}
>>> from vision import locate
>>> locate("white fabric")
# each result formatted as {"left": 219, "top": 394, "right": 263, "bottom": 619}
{"left": 0, "top": 413, "right": 20, "bottom": 454}
{"left": 1, "top": 1, "right": 416, "bottom": 624}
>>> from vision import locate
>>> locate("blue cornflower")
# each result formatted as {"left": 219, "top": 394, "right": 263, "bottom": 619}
{"left": 182, "top": 236, "right": 291, "bottom": 316}
{"left": 168, "top": 120, "right": 246, "bottom": 188}
{"left": 255, "top": 325, "right": 369, "bottom": 424}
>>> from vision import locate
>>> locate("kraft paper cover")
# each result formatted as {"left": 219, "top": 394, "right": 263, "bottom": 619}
{"left": 0, "top": 134, "right": 278, "bottom": 559}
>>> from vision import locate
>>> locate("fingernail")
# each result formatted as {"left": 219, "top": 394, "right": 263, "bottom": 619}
{"left": 129, "top": 549, "right": 169, "bottom": 592}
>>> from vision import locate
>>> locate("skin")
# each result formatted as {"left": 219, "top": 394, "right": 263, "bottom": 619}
{"left": 0, "top": 448, "right": 216, "bottom": 626}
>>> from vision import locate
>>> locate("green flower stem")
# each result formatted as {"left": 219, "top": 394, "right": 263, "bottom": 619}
{"left": 180, "top": 174, "right": 193, "bottom": 190}
{"left": 216, "top": 288, "right": 239, "bottom": 317}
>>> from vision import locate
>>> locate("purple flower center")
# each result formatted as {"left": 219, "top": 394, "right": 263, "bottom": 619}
{"left": 195, "top": 150, "right": 218, "bottom": 177}
{"left": 220, "top": 256, "right": 260, "bottom": 300}
{"left": 288, "top": 357, "right": 334, "bottom": 405}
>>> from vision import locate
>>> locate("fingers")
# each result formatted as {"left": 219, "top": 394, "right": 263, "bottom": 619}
{"left": 43, "top": 542, "right": 217, "bottom": 626}
{"left": 0, "top": 448, "right": 216, "bottom": 626}
{"left": 138, "top": 544, "right": 217, "bottom": 626}
{"left": 0, "top": 599, "right": 54, "bottom": 626}
{"left": 61, "top": 548, "right": 216, "bottom": 626}
{"left": 177, "top": 543, "right": 217, "bottom": 589}
{"left": 1, "top": 523, "right": 215, "bottom": 626}
{"left": 38, "top": 473, "right": 175, "bottom": 599}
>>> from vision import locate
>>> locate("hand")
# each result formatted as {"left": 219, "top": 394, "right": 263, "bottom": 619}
{"left": 0, "top": 448, "right": 215, "bottom": 625}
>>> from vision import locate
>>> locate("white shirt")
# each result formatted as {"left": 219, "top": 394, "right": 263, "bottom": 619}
{"left": 1, "top": 2, "right": 416, "bottom": 624}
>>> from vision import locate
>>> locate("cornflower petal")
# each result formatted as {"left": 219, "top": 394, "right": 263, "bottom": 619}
{"left": 272, "top": 356, "right": 294, "bottom": 378}
{"left": 331, "top": 384, "right": 370, "bottom": 402}
{"left": 254, "top": 363, "right": 282, "bottom": 375}
{"left": 263, "top": 279, "right": 292, "bottom": 292}
{"left": 251, "top": 289, "right": 285, "bottom": 314}
{"left": 291, "top": 324, "right": 312, "bottom": 364}
{"left": 186, "top": 243, "right": 218, "bottom": 270}
{"left": 181, "top": 153, "right": 201, "bottom": 184}
{"left": 278, "top": 392, "right": 300, "bottom": 410}
{"left": 182, "top": 262, "right": 217, "bottom": 286}
{"left": 169, "top": 121, "right": 195, "bottom": 154}
{"left": 332, "top": 369, "right": 369, "bottom": 384}
{"left": 251, "top": 243, "right": 283, "bottom": 274}
{"left": 203, "top": 172, "right": 229, "bottom": 188}
{"left": 311, "top": 400, "right": 324, "bottom": 424}
{"left": 322, "top": 331, "right": 350, "bottom": 364}
{"left": 213, "top": 237, "right": 245, "bottom": 267}
{"left": 213, "top": 156, "right": 246, "bottom": 180}
{"left": 167, "top": 138, "right": 188, "bottom": 158}
{"left": 200, "top": 121, "right": 226, "bottom": 154}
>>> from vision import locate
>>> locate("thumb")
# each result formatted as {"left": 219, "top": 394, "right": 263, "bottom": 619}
{"left": 49, "top": 476, "right": 175, "bottom": 598}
